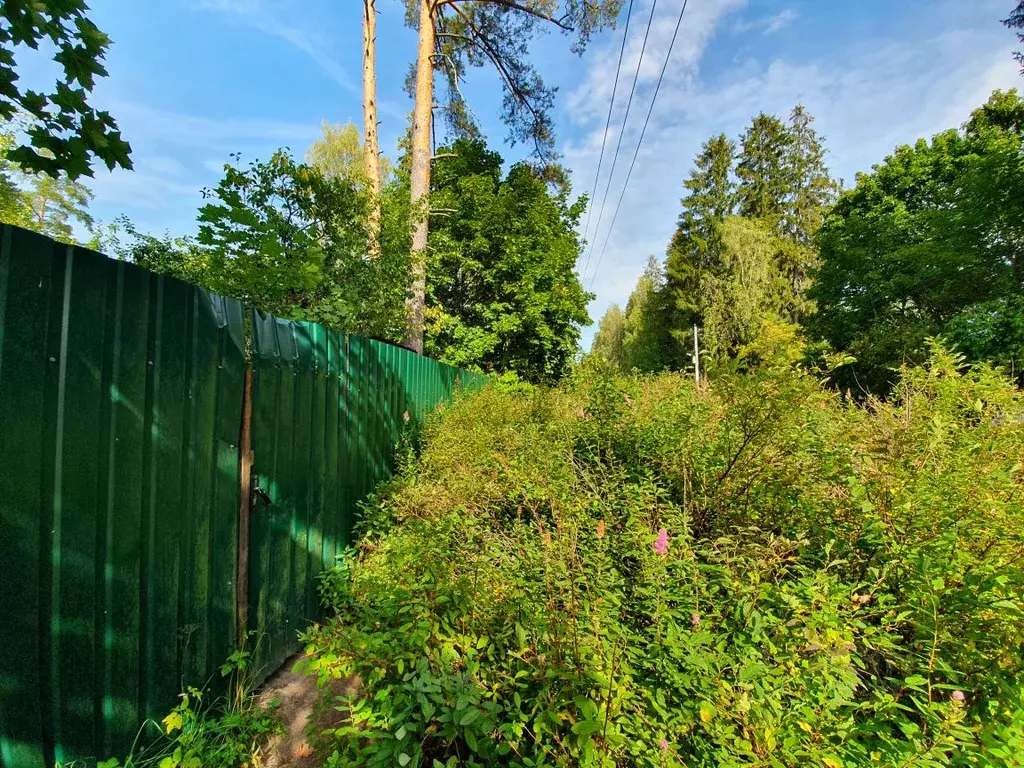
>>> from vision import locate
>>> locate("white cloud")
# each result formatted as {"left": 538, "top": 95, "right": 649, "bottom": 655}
{"left": 762, "top": 9, "right": 797, "bottom": 35}
{"left": 566, "top": 1, "right": 1023, "bottom": 348}
{"left": 733, "top": 8, "right": 798, "bottom": 36}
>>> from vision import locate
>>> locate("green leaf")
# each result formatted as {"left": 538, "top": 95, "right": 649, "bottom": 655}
{"left": 571, "top": 720, "right": 602, "bottom": 736}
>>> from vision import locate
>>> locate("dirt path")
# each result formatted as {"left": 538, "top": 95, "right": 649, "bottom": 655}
{"left": 257, "top": 656, "right": 360, "bottom": 768}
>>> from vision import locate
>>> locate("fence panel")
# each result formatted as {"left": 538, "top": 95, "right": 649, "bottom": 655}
{"left": 0, "top": 227, "right": 488, "bottom": 766}
{"left": 247, "top": 312, "right": 487, "bottom": 675}
{"left": 0, "top": 226, "right": 246, "bottom": 768}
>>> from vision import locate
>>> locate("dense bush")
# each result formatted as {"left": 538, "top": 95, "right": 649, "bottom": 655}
{"left": 301, "top": 344, "right": 1024, "bottom": 767}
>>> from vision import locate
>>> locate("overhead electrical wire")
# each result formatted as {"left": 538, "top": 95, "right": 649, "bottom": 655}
{"left": 580, "top": 0, "right": 660, "bottom": 284}
{"left": 579, "top": 0, "right": 634, "bottom": 262}
{"left": 588, "top": 0, "right": 691, "bottom": 291}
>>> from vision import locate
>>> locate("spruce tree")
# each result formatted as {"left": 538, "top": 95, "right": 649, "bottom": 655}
{"left": 784, "top": 105, "right": 838, "bottom": 245}
{"left": 664, "top": 134, "right": 736, "bottom": 363}
{"left": 780, "top": 105, "right": 838, "bottom": 307}
{"left": 736, "top": 113, "right": 792, "bottom": 223}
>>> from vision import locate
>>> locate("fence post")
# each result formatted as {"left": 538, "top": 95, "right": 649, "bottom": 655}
{"left": 236, "top": 364, "right": 254, "bottom": 648}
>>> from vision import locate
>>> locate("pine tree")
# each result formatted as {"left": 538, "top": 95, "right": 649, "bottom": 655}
{"left": 401, "top": 0, "right": 622, "bottom": 354}
{"left": 736, "top": 113, "right": 792, "bottom": 223}
{"left": 1005, "top": 2, "right": 1024, "bottom": 73}
{"left": 664, "top": 134, "right": 736, "bottom": 363}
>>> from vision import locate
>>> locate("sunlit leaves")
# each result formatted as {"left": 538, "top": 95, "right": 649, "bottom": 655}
{"left": 0, "top": 0, "right": 132, "bottom": 177}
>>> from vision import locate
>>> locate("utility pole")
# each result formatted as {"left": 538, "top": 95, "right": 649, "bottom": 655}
{"left": 692, "top": 324, "right": 701, "bottom": 383}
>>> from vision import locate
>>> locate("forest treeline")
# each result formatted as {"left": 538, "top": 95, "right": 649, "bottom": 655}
{"left": 592, "top": 90, "right": 1024, "bottom": 394}
{"left": 4, "top": 87, "right": 1023, "bottom": 395}
{"left": 1, "top": 3, "right": 1022, "bottom": 395}
{"left": 0, "top": 121, "right": 592, "bottom": 382}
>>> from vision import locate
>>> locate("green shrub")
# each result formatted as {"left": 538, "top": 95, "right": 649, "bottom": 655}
{"left": 301, "top": 347, "right": 1024, "bottom": 767}
{"left": 77, "top": 644, "right": 283, "bottom": 768}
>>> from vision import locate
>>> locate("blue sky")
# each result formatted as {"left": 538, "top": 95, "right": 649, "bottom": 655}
{"left": 71, "top": 0, "right": 1024, "bottom": 346}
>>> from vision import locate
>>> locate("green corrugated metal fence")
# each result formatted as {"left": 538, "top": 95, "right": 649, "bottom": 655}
{"left": 0, "top": 226, "right": 246, "bottom": 768}
{"left": 247, "top": 312, "right": 486, "bottom": 676}
{"left": 0, "top": 226, "right": 487, "bottom": 768}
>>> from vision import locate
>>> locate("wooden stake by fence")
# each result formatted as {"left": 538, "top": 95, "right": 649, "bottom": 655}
{"left": 236, "top": 364, "right": 254, "bottom": 647}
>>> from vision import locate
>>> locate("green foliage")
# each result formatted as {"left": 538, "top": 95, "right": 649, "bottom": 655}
{"left": 621, "top": 257, "right": 672, "bottom": 373}
{"left": 736, "top": 113, "right": 792, "bottom": 222}
{"left": 0, "top": 0, "right": 132, "bottom": 178}
{"left": 107, "top": 217, "right": 212, "bottom": 286}
{"left": 0, "top": 118, "right": 28, "bottom": 225}
{"left": 301, "top": 346, "right": 1024, "bottom": 767}
{"left": 1006, "top": 1, "right": 1024, "bottom": 73}
{"left": 664, "top": 106, "right": 835, "bottom": 368}
{"left": 809, "top": 90, "right": 1024, "bottom": 393}
{"left": 699, "top": 217, "right": 814, "bottom": 359}
{"left": 306, "top": 121, "right": 394, "bottom": 189}
{"left": 22, "top": 171, "right": 94, "bottom": 242}
{"left": 426, "top": 139, "right": 592, "bottom": 381}
{"left": 665, "top": 132, "right": 736, "bottom": 356}
{"left": 183, "top": 149, "right": 406, "bottom": 340}
{"left": 0, "top": 117, "right": 95, "bottom": 243}
{"left": 590, "top": 303, "right": 625, "bottom": 367}
{"left": 74, "top": 643, "right": 283, "bottom": 768}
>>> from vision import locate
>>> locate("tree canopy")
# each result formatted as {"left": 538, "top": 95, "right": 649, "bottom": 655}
{"left": 1007, "top": 1, "right": 1024, "bottom": 73}
{"left": 426, "top": 138, "right": 591, "bottom": 381}
{"left": 809, "top": 89, "right": 1024, "bottom": 392}
{"left": 661, "top": 105, "right": 835, "bottom": 366}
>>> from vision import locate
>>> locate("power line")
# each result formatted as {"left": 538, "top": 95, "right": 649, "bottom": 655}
{"left": 579, "top": 0, "right": 634, "bottom": 262}
{"left": 588, "top": 0, "right": 691, "bottom": 291}
{"left": 581, "top": 0, "right": 659, "bottom": 284}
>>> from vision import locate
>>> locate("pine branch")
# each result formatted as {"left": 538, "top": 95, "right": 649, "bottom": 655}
{"left": 437, "top": 0, "right": 574, "bottom": 31}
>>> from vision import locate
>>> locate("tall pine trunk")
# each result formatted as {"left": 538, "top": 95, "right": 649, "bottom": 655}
{"left": 403, "top": 0, "right": 435, "bottom": 354}
{"left": 362, "top": 0, "right": 381, "bottom": 260}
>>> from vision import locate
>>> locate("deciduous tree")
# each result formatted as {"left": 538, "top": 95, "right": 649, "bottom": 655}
{"left": 590, "top": 303, "right": 625, "bottom": 367}
{"left": 23, "top": 172, "right": 93, "bottom": 242}
{"left": 809, "top": 90, "right": 1024, "bottom": 392}
{"left": 621, "top": 256, "right": 671, "bottom": 372}
{"left": 0, "top": 0, "right": 132, "bottom": 178}
{"left": 426, "top": 138, "right": 591, "bottom": 381}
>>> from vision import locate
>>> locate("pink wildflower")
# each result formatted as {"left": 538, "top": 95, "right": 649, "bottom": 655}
{"left": 659, "top": 738, "right": 669, "bottom": 752}
{"left": 951, "top": 690, "right": 965, "bottom": 703}
{"left": 653, "top": 528, "right": 669, "bottom": 556}
{"left": 691, "top": 613, "right": 701, "bottom": 628}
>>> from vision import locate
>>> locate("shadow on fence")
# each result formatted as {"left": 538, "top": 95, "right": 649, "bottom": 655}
{"left": 0, "top": 226, "right": 485, "bottom": 768}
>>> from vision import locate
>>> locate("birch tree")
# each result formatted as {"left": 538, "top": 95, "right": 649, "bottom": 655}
{"left": 400, "top": 0, "right": 623, "bottom": 353}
